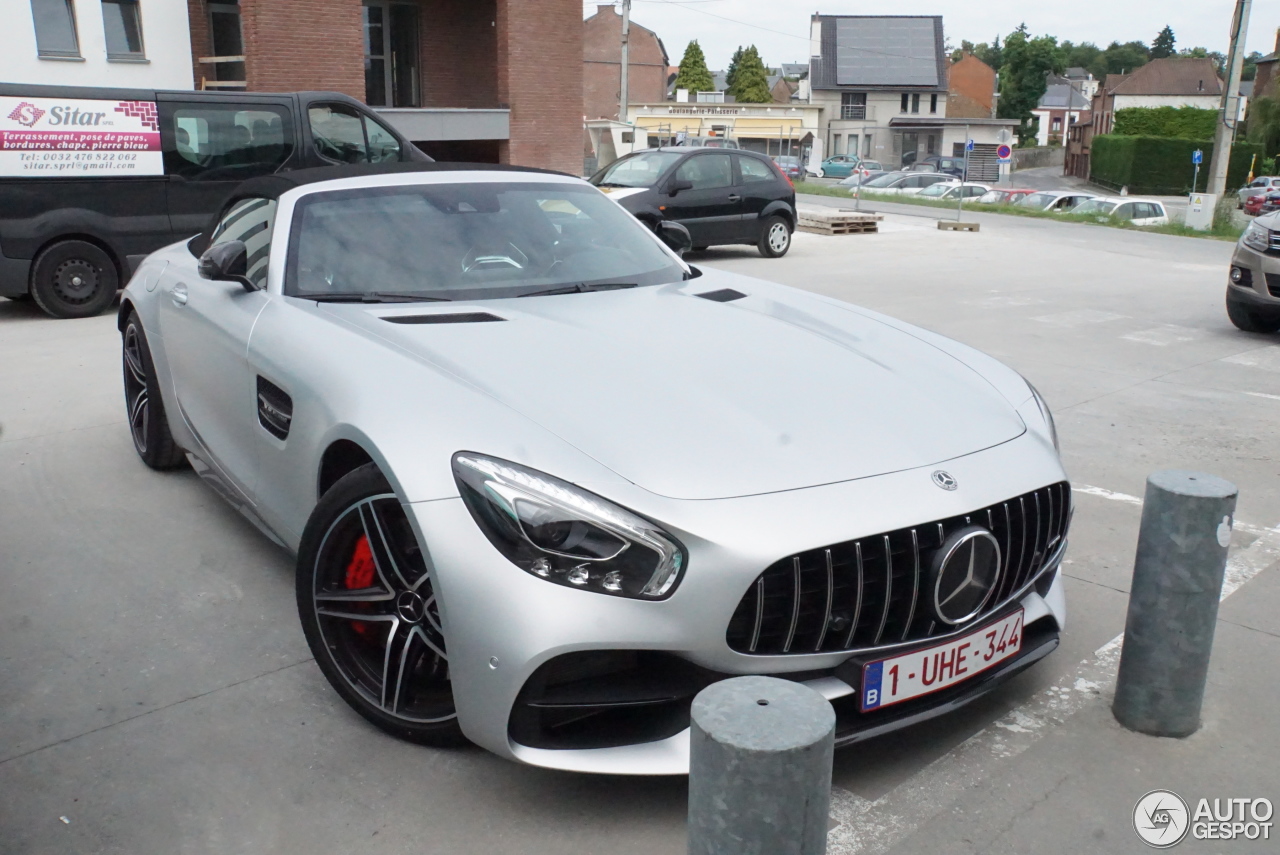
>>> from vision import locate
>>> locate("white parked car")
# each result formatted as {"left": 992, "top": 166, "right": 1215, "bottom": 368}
{"left": 1237, "top": 176, "right": 1280, "bottom": 208}
{"left": 860, "top": 171, "right": 953, "bottom": 196}
{"left": 916, "top": 182, "right": 992, "bottom": 201}
{"left": 1071, "top": 197, "right": 1170, "bottom": 226}
{"left": 117, "top": 163, "right": 1069, "bottom": 774}
{"left": 1018, "top": 190, "right": 1099, "bottom": 212}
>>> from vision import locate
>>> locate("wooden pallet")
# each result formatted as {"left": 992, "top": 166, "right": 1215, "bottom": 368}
{"left": 795, "top": 206, "right": 882, "bottom": 236}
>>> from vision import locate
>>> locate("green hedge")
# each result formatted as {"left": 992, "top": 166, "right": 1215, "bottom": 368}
{"left": 1112, "top": 106, "right": 1217, "bottom": 139}
{"left": 1090, "top": 135, "right": 1263, "bottom": 194}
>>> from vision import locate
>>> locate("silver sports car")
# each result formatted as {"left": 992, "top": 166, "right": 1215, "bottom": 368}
{"left": 119, "top": 163, "right": 1069, "bottom": 775}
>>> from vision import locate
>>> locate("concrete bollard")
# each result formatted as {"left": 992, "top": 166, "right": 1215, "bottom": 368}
{"left": 1113, "top": 470, "right": 1238, "bottom": 737}
{"left": 688, "top": 676, "right": 835, "bottom": 855}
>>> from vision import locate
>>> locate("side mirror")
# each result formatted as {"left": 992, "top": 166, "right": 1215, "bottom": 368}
{"left": 198, "top": 240, "right": 255, "bottom": 291}
{"left": 667, "top": 178, "right": 694, "bottom": 197}
{"left": 655, "top": 220, "right": 693, "bottom": 256}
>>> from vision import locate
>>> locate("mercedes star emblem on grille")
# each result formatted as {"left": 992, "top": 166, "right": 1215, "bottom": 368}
{"left": 932, "top": 470, "right": 958, "bottom": 490}
{"left": 929, "top": 525, "right": 1002, "bottom": 625}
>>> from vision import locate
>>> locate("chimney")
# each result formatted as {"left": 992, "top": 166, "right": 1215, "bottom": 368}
{"left": 1274, "top": 27, "right": 1280, "bottom": 54}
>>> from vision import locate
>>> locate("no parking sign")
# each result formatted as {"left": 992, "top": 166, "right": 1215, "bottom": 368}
{"left": 997, "top": 144, "right": 1012, "bottom": 162}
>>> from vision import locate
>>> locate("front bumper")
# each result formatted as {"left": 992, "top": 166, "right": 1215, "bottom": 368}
{"left": 1229, "top": 243, "right": 1280, "bottom": 310}
{"left": 408, "top": 431, "right": 1067, "bottom": 774}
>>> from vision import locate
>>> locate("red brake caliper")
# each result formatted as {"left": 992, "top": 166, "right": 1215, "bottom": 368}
{"left": 345, "top": 534, "right": 376, "bottom": 637}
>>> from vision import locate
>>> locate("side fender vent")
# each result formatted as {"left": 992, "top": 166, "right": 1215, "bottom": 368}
{"left": 695, "top": 288, "right": 747, "bottom": 303}
{"left": 257, "top": 376, "right": 293, "bottom": 440}
{"left": 383, "top": 312, "right": 505, "bottom": 325}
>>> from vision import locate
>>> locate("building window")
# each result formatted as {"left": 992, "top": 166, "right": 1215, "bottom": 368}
{"left": 929, "top": 94, "right": 938, "bottom": 114}
{"left": 205, "top": 1, "right": 245, "bottom": 87}
{"left": 900, "top": 93, "right": 908, "bottom": 112}
{"left": 696, "top": 91, "right": 724, "bottom": 103}
{"left": 832, "top": 133, "right": 842, "bottom": 155}
{"left": 863, "top": 135, "right": 872, "bottom": 157}
{"left": 363, "top": 1, "right": 420, "bottom": 108}
{"left": 29, "top": 0, "right": 80, "bottom": 57}
{"left": 840, "top": 92, "right": 866, "bottom": 120}
{"left": 102, "top": 0, "right": 145, "bottom": 60}
{"left": 911, "top": 93, "right": 920, "bottom": 114}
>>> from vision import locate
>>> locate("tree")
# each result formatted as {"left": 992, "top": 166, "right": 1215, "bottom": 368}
{"left": 673, "top": 40, "right": 714, "bottom": 95}
{"left": 950, "top": 39, "right": 976, "bottom": 63}
{"left": 1248, "top": 96, "right": 1280, "bottom": 156}
{"left": 1062, "top": 41, "right": 1104, "bottom": 78}
{"left": 725, "top": 46, "right": 745, "bottom": 92}
{"left": 1101, "top": 40, "right": 1150, "bottom": 76}
{"left": 1151, "top": 26, "right": 1176, "bottom": 59}
{"left": 1243, "top": 50, "right": 1264, "bottom": 81}
{"left": 997, "top": 28, "right": 1066, "bottom": 144}
{"left": 1179, "top": 46, "right": 1226, "bottom": 76}
{"left": 730, "top": 45, "right": 772, "bottom": 103}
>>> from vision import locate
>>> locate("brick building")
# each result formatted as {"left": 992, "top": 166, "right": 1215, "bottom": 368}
{"left": 947, "top": 52, "right": 995, "bottom": 119}
{"left": 186, "top": 0, "right": 582, "bottom": 173}
{"left": 583, "top": 4, "right": 668, "bottom": 121}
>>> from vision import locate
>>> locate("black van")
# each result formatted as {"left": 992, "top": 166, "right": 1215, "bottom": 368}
{"left": 0, "top": 84, "right": 429, "bottom": 318}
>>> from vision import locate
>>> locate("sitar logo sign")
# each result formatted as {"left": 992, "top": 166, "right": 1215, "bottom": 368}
{"left": 0, "top": 97, "right": 164, "bottom": 177}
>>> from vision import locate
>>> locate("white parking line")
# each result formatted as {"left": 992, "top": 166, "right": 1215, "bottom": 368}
{"left": 826, "top": 501, "right": 1280, "bottom": 854}
{"left": 1072, "top": 484, "right": 1142, "bottom": 505}
{"left": 1031, "top": 309, "right": 1127, "bottom": 327}
{"left": 1222, "top": 347, "right": 1280, "bottom": 372}
{"left": 1121, "top": 325, "right": 1205, "bottom": 346}
{"left": 1245, "top": 391, "right": 1280, "bottom": 401}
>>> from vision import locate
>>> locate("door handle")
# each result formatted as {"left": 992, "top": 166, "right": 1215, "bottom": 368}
{"left": 171, "top": 283, "right": 188, "bottom": 306}
{"left": 727, "top": 194, "right": 742, "bottom": 202}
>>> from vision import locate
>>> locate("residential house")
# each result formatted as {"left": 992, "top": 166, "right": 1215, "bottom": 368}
{"left": 1251, "top": 30, "right": 1280, "bottom": 100}
{"left": 583, "top": 4, "right": 668, "bottom": 121}
{"left": 3, "top": 0, "right": 194, "bottom": 88}
{"left": 184, "top": 0, "right": 583, "bottom": 173}
{"left": 1090, "top": 56, "right": 1223, "bottom": 135}
{"left": 948, "top": 52, "right": 996, "bottom": 119}
{"left": 1064, "top": 67, "right": 1099, "bottom": 102}
{"left": 807, "top": 13, "right": 1017, "bottom": 174}
{"left": 1031, "top": 75, "right": 1092, "bottom": 146}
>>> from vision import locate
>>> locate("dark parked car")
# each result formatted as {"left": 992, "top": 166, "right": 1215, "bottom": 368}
{"left": 590, "top": 148, "right": 797, "bottom": 257}
{"left": 772, "top": 155, "right": 804, "bottom": 181}
{"left": 910, "top": 155, "right": 967, "bottom": 177}
{"left": 0, "top": 82, "right": 429, "bottom": 318}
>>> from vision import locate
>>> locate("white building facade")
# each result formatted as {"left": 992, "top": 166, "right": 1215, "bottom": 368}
{"left": 1, "top": 0, "right": 193, "bottom": 89}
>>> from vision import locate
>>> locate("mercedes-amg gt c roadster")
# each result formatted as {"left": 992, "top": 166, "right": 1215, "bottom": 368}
{"left": 119, "top": 163, "right": 1069, "bottom": 774}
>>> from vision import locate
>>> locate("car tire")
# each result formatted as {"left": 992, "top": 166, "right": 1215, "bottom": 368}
{"left": 297, "top": 463, "right": 466, "bottom": 747}
{"left": 30, "top": 240, "right": 119, "bottom": 319}
{"left": 122, "top": 312, "right": 188, "bottom": 470}
{"left": 1226, "top": 292, "right": 1280, "bottom": 333}
{"left": 817, "top": 169, "right": 826, "bottom": 179}
{"left": 757, "top": 215, "right": 792, "bottom": 258}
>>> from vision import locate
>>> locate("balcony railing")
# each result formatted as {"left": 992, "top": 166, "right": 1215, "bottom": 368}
{"left": 838, "top": 105, "right": 875, "bottom": 121}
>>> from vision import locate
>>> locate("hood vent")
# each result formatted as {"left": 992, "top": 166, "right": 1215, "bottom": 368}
{"left": 696, "top": 288, "right": 747, "bottom": 303}
{"left": 383, "top": 312, "right": 505, "bottom": 325}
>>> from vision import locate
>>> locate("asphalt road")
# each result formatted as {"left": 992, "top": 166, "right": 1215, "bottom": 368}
{"left": 2, "top": 211, "right": 1277, "bottom": 854}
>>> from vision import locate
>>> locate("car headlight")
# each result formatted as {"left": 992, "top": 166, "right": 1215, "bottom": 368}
{"left": 1243, "top": 220, "right": 1270, "bottom": 253}
{"left": 453, "top": 453, "right": 686, "bottom": 599}
{"left": 1026, "top": 381, "right": 1059, "bottom": 453}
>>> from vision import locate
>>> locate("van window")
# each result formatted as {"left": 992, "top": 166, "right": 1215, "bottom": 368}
{"left": 166, "top": 104, "right": 292, "bottom": 181}
{"left": 308, "top": 104, "right": 402, "bottom": 164}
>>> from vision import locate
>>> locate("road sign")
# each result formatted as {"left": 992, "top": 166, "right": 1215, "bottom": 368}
{"left": 997, "top": 144, "right": 1012, "bottom": 161}
{"left": 996, "top": 128, "right": 1013, "bottom": 144}
{"left": 1192, "top": 149, "right": 1203, "bottom": 165}
{"left": 965, "top": 139, "right": 975, "bottom": 152}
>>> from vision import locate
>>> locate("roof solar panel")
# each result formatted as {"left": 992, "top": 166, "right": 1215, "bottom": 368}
{"left": 835, "top": 18, "right": 937, "bottom": 87}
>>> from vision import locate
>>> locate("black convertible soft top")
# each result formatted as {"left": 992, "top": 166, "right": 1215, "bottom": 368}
{"left": 190, "top": 162, "right": 573, "bottom": 255}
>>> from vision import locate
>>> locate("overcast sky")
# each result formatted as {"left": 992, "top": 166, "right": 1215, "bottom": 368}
{"left": 600, "top": 0, "right": 1280, "bottom": 70}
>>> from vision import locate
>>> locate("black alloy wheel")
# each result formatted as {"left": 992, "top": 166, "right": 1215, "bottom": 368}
{"left": 1226, "top": 292, "right": 1280, "bottom": 334}
{"left": 121, "top": 313, "right": 187, "bottom": 470}
{"left": 757, "top": 215, "right": 792, "bottom": 258}
{"left": 31, "top": 240, "right": 120, "bottom": 319}
{"left": 297, "top": 464, "right": 464, "bottom": 746}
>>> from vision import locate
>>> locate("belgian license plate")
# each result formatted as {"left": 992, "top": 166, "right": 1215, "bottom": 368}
{"left": 860, "top": 609, "right": 1024, "bottom": 711}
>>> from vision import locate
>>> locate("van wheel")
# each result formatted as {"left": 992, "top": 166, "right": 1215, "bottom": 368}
{"left": 30, "top": 240, "right": 119, "bottom": 319}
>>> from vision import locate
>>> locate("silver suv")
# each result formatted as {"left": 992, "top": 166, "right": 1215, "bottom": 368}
{"left": 1227, "top": 213, "right": 1280, "bottom": 332}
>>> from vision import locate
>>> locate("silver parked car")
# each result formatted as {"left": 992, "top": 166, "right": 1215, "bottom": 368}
{"left": 119, "top": 164, "right": 1069, "bottom": 774}
{"left": 1227, "top": 212, "right": 1280, "bottom": 332}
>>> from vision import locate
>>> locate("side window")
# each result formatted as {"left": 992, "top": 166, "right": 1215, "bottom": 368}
{"left": 1114, "top": 203, "right": 1136, "bottom": 219}
{"left": 739, "top": 156, "right": 775, "bottom": 184}
{"left": 364, "top": 115, "right": 402, "bottom": 163}
{"left": 675, "top": 154, "right": 733, "bottom": 190}
{"left": 209, "top": 198, "right": 277, "bottom": 290}
{"left": 166, "top": 104, "right": 292, "bottom": 181}
{"left": 308, "top": 104, "right": 401, "bottom": 164}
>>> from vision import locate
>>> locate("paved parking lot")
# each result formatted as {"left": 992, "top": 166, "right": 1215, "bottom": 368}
{"left": 2, "top": 210, "right": 1278, "bottom": 853}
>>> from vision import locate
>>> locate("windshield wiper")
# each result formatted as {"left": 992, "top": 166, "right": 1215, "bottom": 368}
{"left": 303, "top": 291, "right": 452, "bottom": 303}
{"left": 517, "top": 283, "right": 638, "bottom": 298}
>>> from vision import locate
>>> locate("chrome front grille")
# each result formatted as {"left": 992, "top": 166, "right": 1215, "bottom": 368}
{"left": 726, "top": 482, "right": 1071, "bottom": 656}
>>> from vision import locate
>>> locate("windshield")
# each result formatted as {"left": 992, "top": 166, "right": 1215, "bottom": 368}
{"left": 592, "top": 151, "right": 682, "bottom": 188}
{"left": 864, "top": 172, "right": 903, "bottom": 188}
{"left": 286, "top": 182, "right": 686, "bottom": 301}
{"left": 863, "top": 161, "right": 882, "bottom": 170}
{"left": 775, "top": 157, "right": 800, "bottom": 165}
{"left": 1021, "top": 193, "right": 1054, "bottom": 208}
{"left": 976, "top": 190, "right": 1003, "bottom": 204}
{"left": 917, "top": 183, "right": 954, "bottom": 198}
{"left": 1072, "top": 199, "right": 1114, "bottom": 215}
